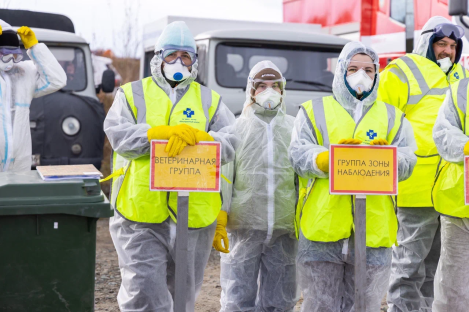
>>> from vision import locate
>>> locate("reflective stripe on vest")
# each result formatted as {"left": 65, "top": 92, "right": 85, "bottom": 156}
{"left": 111, "top": 78, "right": 222, "bottom": 227}
{"left": 399, "top": 56, "right": 449, "bottom": 104}
{"left": 390, "top": 54, "right": 468, "bottom": 207}
{"left": 433, "top": 78, "right": 469, "bottom": 218}
{"left": 297, "top": 96, "right": 403, "bottom": 248}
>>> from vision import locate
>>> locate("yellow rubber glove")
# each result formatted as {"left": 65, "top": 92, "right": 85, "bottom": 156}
{"left": 370, "top": 138, "right": 389, "bottom": 146}
{"left": 464, "top": 141, "right": 469, "bottom": 155}
{"left": 213, "top": 211, "right": 229, "bottom": 253}
{"left": 0, "top": 24, "right": 2, "bottom": 35}
{"left": 165, "top": 136, "right": 187, "bottom": 157}
{"left": 316, "top": 151, "right": 329, "bottom": 173}
{"left": 147, "top": 124, "right": 197, "bottom": 145}
{"left": 17, "top": 26, "right": 38, "bottom": 49}
{"left": 195, "top": 131, "right": 214, "bottom": 142}
{"left": 338, "top": 138, "right": 362, "bottom": 145}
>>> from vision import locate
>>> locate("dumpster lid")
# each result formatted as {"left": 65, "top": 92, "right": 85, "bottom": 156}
{"left": 0, "top": 171, "right": 112, "bottom": 217}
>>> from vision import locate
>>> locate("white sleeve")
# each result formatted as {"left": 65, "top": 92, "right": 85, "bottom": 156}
{"left": 288, "top": 109, "right": 329, "bottom": 179}
{"left": 208, "top": 101, "right": 240, "bottom": 165}
{"left": 393, "top": 117, "right": 418, "bottom": 181}
{"left": 27, "top": 43, "right": 67, "bottom": 98}
{"left": 433, "top": 90, "right": 469, "bottom": 163}
{"left": 104, "top": 90, "right": 151, "bottom": 160}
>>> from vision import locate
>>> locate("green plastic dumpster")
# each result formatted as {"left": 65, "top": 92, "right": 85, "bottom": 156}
{"left": 0, "top": 171, "right": 113, "bottom": 312}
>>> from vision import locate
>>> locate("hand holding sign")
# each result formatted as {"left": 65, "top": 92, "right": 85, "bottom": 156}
{"left": 165, "top": 136, "right": 188, "bottom": 157}
{"left": 317, "top": 151, "right": 330, "bottom": 173}
{"left": 147, "top": 124, "right": 198, "bottom": 145}
{"left": 338, "top": 138, "right": 362, "bottom": 145}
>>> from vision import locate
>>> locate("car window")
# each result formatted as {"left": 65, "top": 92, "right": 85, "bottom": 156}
{"left": 216, "top": 42, "right": 340, "bottom": 92}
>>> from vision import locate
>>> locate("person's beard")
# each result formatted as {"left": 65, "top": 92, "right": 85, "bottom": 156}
{"left": 437, "top": 52, "right": 453, "bottom": 62}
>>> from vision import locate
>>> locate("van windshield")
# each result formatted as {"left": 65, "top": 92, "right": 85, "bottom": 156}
{"left": 21, "top": 47, "right": 87, "bottom": 92}
{"left": 216, "top": 42, "right": 340, "bottom": 92}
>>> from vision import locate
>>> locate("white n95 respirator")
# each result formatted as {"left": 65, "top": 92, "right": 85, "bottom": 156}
{"left": 437, "top": 57, "right": 453, "bottom": 73}
{"left": 163, "top": 60, "right": 191, "bottom": 82}
{"left": 346, "top": 68, "right": 374, "bottom": 95}
{"left": 255, "top": 88, "right": 282, "bottom": 110}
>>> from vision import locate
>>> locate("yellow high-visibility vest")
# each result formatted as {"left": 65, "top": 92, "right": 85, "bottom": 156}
{"left": 296, "top": 96, "right": 403, "bottom": 248}
{"left": 433, "top": 78, "right": 469, "bottom": 218}
{"left": 380, "top": 54, "right": 467, "bottom": 207}
{"left": 110, "top": 77, "right": 222, "bottom": 227}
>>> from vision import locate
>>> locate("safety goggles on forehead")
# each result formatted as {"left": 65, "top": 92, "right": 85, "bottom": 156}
{"left": 0, "top": 47, "right": 23, "bottom": 63}
{"left": 251, "top": 78, "right": 285, "bottom": 89}
{"left": 157, "top": 47, "right": 197, "bottom": 67}
{"left": 422, "top": 23, "right": 465, "bottom": 40}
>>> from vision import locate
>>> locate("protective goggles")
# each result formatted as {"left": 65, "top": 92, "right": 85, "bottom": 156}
{"left": 422, "top": 23, "right": 465, "bottom": 40}
{"left": 251, "top": 78, "right": 285, "bottom": 90}
{"left": 158, "top": 47, "right": 197, "bottom": 67}
{"left": 0, "top": 47, "right": 23, "bottom": 63}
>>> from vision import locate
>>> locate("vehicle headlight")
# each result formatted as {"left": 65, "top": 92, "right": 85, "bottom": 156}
{"left": 62, "top": 117, "right": 80, "bottom": 136}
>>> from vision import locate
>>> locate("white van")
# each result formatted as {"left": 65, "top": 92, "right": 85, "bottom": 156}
{"left": 141, "top": 16, "right": 349, "bottom": 116}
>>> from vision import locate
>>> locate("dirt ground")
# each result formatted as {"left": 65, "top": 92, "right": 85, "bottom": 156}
{"left": 94, "top": 218, "right": 388, "bottom": 311}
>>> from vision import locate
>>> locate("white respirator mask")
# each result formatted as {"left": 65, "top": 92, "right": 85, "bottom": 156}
{"left": 163, "top": 60, "right": 191, "bottom": 82}
{"left": 0, "top": 59, "right": 13, "bottom": 72}
{"left": 346, "top": 68, "right": 374, "bottom": 95}
{"left": 255, "top": 88, "right": 282, "bottom": 110}
{"left": 437, "top": 57, "right": 453, "bottom": 73}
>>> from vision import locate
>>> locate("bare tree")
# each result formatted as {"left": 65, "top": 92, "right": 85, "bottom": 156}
{"left": 0, "top": 0, "right": 13, "bottom": 9}
{"left": 116, "top": 0, "right": 141, "bottom": 58}
{"left": 99, "top": 0, "right": 142, "bottom": 195}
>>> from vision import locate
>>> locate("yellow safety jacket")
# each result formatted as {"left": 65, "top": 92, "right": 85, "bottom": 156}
{"left": 296, "top": 96, "right": 404, "bottom": 248}
{"left": 110, "top": 77, "right": 222, "bottom": 227}
{"left": 433, "top": 78, "right": 469, "bottom": 218}
{"left": 378, "top": 54, "right": 467, "bottom": 207}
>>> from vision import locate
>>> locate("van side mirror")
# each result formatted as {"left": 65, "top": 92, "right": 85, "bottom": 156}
{"left": 101, "top": 69, "right": 116, "bottom": 93}
{"left": 449, "top": 0, "right": 469, "bottom": 16}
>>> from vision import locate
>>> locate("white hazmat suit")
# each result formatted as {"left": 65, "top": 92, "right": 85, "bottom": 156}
{"left": 219, "top": 61, "right": 298, "bottom": 312}
{"left": 0, "top": 20, "right": 66, "bottom": 172}
{"left": 289, "top": 42, "right": 417, "bottom": 312}
{"left": 432, "top": 82, "right": 469, "bottom": 312}
{"left": 104, "top": 21, "right": 238, "bottom": 312}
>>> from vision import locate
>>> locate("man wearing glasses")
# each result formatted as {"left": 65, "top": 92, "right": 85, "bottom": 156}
{"left": 104, "top": 21, "right": 238, "bottom": 312}
{"left": 378, "top": 16, "right": 469, "bottom": 312}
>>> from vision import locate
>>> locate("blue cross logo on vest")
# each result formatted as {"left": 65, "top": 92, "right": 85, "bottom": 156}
{"left": 455, "top": 72, "right": 460, "bottom": 80}
{"left": 366, "top": 130, "right": 377, "bottom": 140}
{"left": 183, "top": 108, "right": 195, "bottom": 118}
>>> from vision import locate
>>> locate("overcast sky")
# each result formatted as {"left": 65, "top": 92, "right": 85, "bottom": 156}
{"left": 3, "top": 0, "right": 283, "bottom": 57}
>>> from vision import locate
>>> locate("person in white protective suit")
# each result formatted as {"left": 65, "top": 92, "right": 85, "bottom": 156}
{"left": 104, "top": 21, "right": 239, "bottom": 312}
{"left": 431, "top": 78, "right": 469, "bottom": 312}
{"left": 0, "top": 20, "right": 66, "bottom": 172}
{"left": 218, "top": 61, "right": 298, "bottom": 312}
{"left": 288, "top": 41, "right": 417, "bottom": 312}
